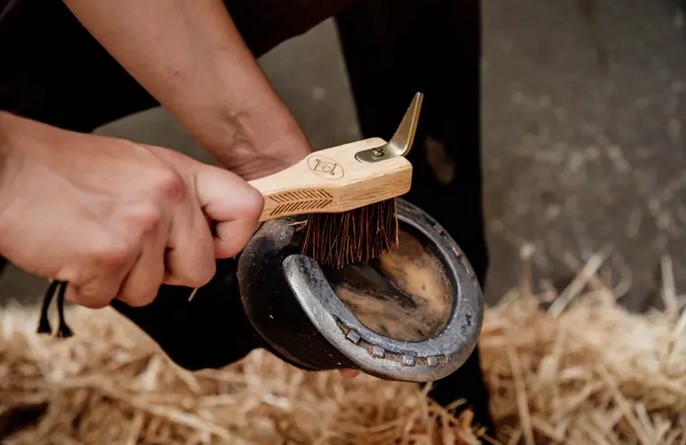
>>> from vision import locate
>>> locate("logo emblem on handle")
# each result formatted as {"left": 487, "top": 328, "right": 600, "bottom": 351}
{"left": 307, "top": 155, "right": 344, "bottom": 179}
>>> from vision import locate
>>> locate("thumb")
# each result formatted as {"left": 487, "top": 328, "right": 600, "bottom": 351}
{"left": 194, "top": 164, "right": 264, "bottom": 258}
{"left": 146, "top": 145, "right": 265, "bottom": 258}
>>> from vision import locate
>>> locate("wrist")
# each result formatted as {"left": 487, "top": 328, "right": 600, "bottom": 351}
{"left": 191, "top": 97, "right": 312, "bottom": 179}
{"left": 211, "top": 123, "right": 311, "bottom": 180}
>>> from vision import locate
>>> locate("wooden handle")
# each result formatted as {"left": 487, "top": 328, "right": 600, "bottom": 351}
{"left": 248, "top": 137, "right": 412, "bottom": 222}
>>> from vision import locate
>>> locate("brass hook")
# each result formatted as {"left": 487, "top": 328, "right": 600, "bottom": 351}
{"left": 355, "top": 92, "right": 424, "bottom": 163}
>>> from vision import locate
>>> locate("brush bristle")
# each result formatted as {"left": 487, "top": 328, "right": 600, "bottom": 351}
{"left": 300, "top": 199, "right": 399, "bottom": 269}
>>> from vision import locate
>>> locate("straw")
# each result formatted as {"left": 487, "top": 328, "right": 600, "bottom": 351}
{"left": 1, "top": 252, "right": 685, "bottom": 444}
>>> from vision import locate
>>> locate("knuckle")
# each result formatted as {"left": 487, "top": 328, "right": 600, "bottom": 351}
{"left": 198, "top": 261, "right": 217, "bottom": 286}
{"left": 118, "top": 266, "right": 164, "bottom": 307}
{"left": 243, "top": 187, "right": 265, "bottom": 220}
{"left": 74, "top": 297, "right": 110, "bottom": 309}
{"left": 219, "top": 236, "right": 245, "bottom": 260}
{"left": 185, "top": 261, "right": 216, "bottom": 288}
{"left": 216, "top": 244, "right": 237, "bottom": 259}
{"left": 122, "top": 292, "right": 157, "bottom": 308}
{"left": 91, "top": 237, "right": 132, "bottom": 269}
{"left": 68, "top": 285, "right": 113, "bottom": 309}
{"left": 125, "top": 203, "right": 162, "bottom": 235}
{"left": 150, "top": 168, "right": 186, "bottom": 202}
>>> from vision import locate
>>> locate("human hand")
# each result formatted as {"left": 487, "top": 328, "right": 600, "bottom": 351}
{"left": 0, "top": 112, "right": 263, "bottom": 308}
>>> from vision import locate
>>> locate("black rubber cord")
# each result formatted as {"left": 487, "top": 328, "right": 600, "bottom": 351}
{"left": 55, "top": 281, "right": 73, "bottom": 338}
{"left": 37, "top": 280, "right": 73, "bottom": 338}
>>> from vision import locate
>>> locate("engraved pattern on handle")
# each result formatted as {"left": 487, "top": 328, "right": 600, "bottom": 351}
{"left": 268, "top": 189, "right": 333, "bottom": 216}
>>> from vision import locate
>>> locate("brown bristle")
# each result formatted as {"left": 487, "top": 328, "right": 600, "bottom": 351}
{"left": 300, "top": 199, "right": 399, "bottom": 269}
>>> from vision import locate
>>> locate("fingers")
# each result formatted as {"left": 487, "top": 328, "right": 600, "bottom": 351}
{"left": 163, "top": 196, "right": 216, "bottom": 287}
{"left": 64, "top": 201, "right": 170, "bottom": 308}
{"left": 64, "top": 235, "right": 137, "bottom": 309}
{"left": 63, "top": 148, "right": 264, "bottom": 310}
{"left": 193, "top": 164, "right": 264, "bottom": 258}
{"left": 213, "top": 217, "right": 262, "bottom": 259}
{"left": 66, "top": 274, "right": 125, "bottom": 309}
{"left": 115, "top": 231, "right": 167, "bottom": 308}
{"left": 150, "top": 145, "right": 264, "bottom": 258}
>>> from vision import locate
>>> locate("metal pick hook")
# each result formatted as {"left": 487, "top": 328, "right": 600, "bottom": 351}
{"left": 387, "top": 91, "right": 424, "bottom": 157}
{"left": 355, "top": 92, "right": 424, "bottom": 163}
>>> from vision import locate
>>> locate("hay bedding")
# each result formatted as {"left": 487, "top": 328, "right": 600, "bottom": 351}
{"left": 1, "top": 254, "right": 685, "bottom": 444}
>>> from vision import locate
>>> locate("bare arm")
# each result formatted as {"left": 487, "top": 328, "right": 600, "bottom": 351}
{"left": 63, "top": 0, "right": 310, "bottom": 179}
{"left": 0, "top": 110, "right": 263, "bottom": 308}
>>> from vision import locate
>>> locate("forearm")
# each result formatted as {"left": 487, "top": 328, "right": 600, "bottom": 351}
{"left": 63, "top": 0, "right": 307, "bottom": 171}
{"left": 0, "top": 111, "right": 24, "bottom": 195}
{"left": 0, "top": 112, "right": 8, "bottom": 187}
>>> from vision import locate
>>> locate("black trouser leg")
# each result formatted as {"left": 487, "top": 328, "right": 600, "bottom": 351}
{"left": 335, "top": 0, "right": 494, "bottom": 432}
{"left": 0, "top": 0, "right": 158, "bottom": 132}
